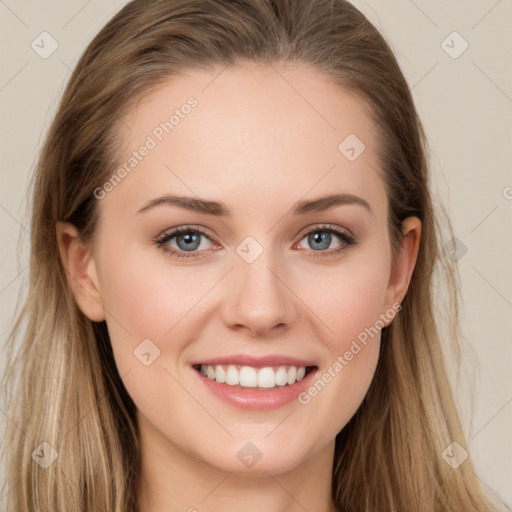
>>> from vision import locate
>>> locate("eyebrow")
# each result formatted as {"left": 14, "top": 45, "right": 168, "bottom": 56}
{"left": 137, "top": 193, "right": 372, "bottom": 216}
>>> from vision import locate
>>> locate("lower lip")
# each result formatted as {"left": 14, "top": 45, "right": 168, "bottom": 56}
{"left": 193, "top": 366, "right": 318, "bottom": 410}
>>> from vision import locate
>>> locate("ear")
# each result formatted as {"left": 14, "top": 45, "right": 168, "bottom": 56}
{"left": 382, "top": 216, "right": 421, "bottom": 325}
{"left": 55, "top": 221, "right": 105, "bottom": 322}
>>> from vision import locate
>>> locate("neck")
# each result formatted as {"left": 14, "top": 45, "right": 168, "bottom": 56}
{"left": 136, "top": 413, "right": 337, "bottom": 512}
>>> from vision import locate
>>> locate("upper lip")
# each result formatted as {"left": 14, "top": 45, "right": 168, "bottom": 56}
{"left": 191, "top": 354, "right": 317, "bottom": 368}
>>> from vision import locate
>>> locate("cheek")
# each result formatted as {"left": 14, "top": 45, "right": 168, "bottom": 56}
{"left": 97, "top": 218, "right": 199, "bottom": 314}
{"left": 95, "top": 247, "right": 208, "bottom": 426}
{"left": 291, "top": 248, "right": 390, "bottom": 421}
{"left": 94, "top": 237, "right": 196, "bottom": 364}
{"left": 294, "top": 251, "right": 391, "bottom": 349}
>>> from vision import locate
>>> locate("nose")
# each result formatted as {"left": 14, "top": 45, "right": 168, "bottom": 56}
{"left": 221, "top": 252, "right": 298, "bottom": 338}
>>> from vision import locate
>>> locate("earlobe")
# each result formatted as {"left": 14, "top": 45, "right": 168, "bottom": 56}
{"left": 383, "top": 217, "right": 422, "bottom": 322}
{"left": 55, "top": 221, "right": 105, "bottom": 322}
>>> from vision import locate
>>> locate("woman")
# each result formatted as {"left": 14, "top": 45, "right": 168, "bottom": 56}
{"left": 1, "top": 0, "right": 507, "bottom": 510}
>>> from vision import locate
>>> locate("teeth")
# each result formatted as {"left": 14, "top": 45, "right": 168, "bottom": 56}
{"left": 257, "top": 367, "right": 275, "bottom": 388}
{"left": 240, "top": 366, "right": 258, "bottom": 387}
{"left": 215, "top": 365, "right": 226, "bottom": 384}
{"left": 225, "top": 365, "right": 239, "bottom": 385}
{"left": 275, "top": 366, "right": 288, "bottom": 386}
{"left": 287, "top": 366, "right": 297, "bottom": 385}
{"left": 199, "top": 364, "right": 309, "bottom": 389}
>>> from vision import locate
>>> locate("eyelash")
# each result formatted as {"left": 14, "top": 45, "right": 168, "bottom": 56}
{"left": 153, "top": 224, "right": 357, "bottom": 260}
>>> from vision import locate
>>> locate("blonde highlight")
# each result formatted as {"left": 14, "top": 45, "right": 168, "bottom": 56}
{"left": 1, "top": 0, "right": 506, "bottom": 510}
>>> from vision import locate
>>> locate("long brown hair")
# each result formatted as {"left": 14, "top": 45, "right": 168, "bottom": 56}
{"left": 1, "top": 0, "right": 507, "bottom": 510}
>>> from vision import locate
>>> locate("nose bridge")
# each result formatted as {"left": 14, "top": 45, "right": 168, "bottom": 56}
{"left": 222, "top": 237, "right": 297, "bottom": 336}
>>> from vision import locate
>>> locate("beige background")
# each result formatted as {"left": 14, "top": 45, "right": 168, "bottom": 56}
{"left": 1, "top": 0, "right": 511, "bottom": 507}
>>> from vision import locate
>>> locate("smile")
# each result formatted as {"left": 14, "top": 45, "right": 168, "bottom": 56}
{"left": 190, "top": 353, "right": 319, "bottom": 410}
{"left": 193, "top": 364, "right": 316, "bottom": 389}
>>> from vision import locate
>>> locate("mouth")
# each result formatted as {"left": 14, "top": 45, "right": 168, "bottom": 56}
{"left": 190, "top": 354, "right": 320, "bottom": 410}
{"left": 192, "top": 363, "right": 318, "bottom": 390}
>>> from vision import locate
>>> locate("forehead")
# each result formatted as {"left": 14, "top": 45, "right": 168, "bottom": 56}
{"left": 103, "top": 62, "right": 386, "bottom": 220}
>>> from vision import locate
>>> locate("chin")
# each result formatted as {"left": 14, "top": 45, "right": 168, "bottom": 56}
{"left": 196, "top": 436, "right": 315, "bottom": 476}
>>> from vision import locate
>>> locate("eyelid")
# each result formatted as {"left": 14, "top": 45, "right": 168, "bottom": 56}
{"left": 154, "top": 223, "right": 356, "bottom": 259}
{"left": 292, "top": 223, "right": 357, "bottom": 259}
{"left": 294, "top": 222, "right": 354, "bottom": 241}
{"left": 153, "top": 224, "right": 220, "bottom": 258}
{"left": 155, "top": 224, "right": 217, "bottom": 242}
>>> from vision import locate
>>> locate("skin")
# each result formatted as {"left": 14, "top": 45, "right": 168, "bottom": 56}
{"left": 57, "top": 62, "right": 421, "bottom": 512}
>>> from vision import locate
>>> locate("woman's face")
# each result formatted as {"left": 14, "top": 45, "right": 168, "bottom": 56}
{"left": 61, "top": 62, "right": 419, "bottom": 476}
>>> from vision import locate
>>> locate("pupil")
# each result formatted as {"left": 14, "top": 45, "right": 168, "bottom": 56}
{"left": 178, "top": 232, "right": 200, "bottom": 251}
{"left": 310, "top": 231, "right": 330, "bottom": 250}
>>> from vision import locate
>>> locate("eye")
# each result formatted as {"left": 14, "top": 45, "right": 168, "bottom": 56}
{"left": 294, "top": 224, "right": 357, "bottom": 259}
{"left": 154, "top": 225, "right": 218, "bottom": 259}
{"left": 154, "top": 223, "right": 357, "bottom": 260}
